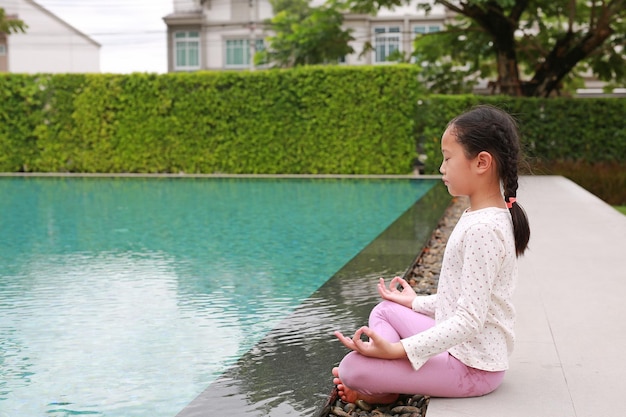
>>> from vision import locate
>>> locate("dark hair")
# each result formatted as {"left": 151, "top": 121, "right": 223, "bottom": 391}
{"left": 448, "top": 104, "right": 530, "bottom": 256}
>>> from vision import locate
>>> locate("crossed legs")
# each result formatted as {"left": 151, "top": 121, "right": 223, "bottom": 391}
{"left": 332, "top": 301, "right": 504, "bottom": 403}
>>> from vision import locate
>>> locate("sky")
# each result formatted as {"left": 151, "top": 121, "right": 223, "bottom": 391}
{"left": 36, "top": 0, "right": 174, "bottom": 73}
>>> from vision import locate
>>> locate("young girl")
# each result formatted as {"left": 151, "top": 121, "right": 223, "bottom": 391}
{"left": 332, "top": 105, "right": 531, "bottom": 404}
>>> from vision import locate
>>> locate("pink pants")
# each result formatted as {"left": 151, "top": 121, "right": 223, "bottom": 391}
{"left": 337, "top": 301, "right": 505, "bottom": 398}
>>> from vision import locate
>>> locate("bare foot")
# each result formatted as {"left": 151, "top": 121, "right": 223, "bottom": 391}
{"left": 332, "top": 367, "right": 399, "bottom": 405}
{"left": 332, "top": 367, "right": 359, "bottom": 403}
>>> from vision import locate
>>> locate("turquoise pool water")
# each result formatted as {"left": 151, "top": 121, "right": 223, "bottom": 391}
{"left": 0, "top": 177, "right": 435, "bottom": 417}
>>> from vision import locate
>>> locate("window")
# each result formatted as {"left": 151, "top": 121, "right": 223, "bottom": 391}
{"left": 413, "top": 25, "right": 441, "bottom": 34}
{"left": 374, "top": 27, "right": 401, "bottom": 63}
{"left": 225, "top": 39, "right": 265, "bottom": 68}
{"left": 174, "top": 31, "right": 200, "bottom": 71}
{"left": 0, "top": 44, "right": 6, "bottom": 56}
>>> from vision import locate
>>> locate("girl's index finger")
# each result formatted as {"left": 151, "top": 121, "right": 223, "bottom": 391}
{"left": 388, "top": 276, "right": 402, "bottom": 291}
{"left": 393, "top": 276, "right": 409, "bottom": 289}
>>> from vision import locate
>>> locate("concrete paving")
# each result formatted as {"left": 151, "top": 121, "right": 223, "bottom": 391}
{"left": 427, "top": 176, "right": 626, "bottom": 417}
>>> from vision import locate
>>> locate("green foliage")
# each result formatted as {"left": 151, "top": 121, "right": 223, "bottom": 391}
{"left": 0, "top": 7, "right": 27, "bottom": 34}
{"left": 337, "top": 0, "right": 626, "bottom": 97}
{"left": 412, "top": 20, "right": 489, "bottom": 94}
{"left": 0, "top": 66, "right": 425, "bottom": 174}
{"left": 0, "top": 74, "right": 43, "bottom": 171}
{"left": 258, "top": 0, "right": 354, "bottom": 67}
{"left": 32, "top": 74, "right": 89, "bottom": 171}
{"left": 1, "top": 69, "right": 624, "bottom": 207}
{"left": 415, "top": 95, "right": 626, "bottom": 173}
{"left": 413, "top": 95, "right": 626, "bottom": 204}
{"left": 516, "top": 1, "right": 626, "bottom": 89}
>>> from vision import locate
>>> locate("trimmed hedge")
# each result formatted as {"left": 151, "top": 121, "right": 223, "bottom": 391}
{"left": 415, "top": 95, "right": 626, "bottom": 175}
{"left": 414, "top": 95, "right": 626, "bottom": 205}
{"left": 0, "top": 66, "right": 425, "bottom": 174}
{"left": 0, "top": 74, "right": 45, "bottom": 171}
{"left": 1, "top": 68, "right": 624, "bottom": 202}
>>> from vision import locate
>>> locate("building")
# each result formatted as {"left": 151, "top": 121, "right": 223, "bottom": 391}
{"left": 162, "top": 0, "right": 449, "bottom": 71}
{"left": 162, "top": 0, "right": 624, "bottom": 97}
{"left": 0, "top": 0, "right": 100, "bottom": 73}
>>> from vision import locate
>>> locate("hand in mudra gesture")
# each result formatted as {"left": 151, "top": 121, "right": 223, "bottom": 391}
{"left": 333, "top": 276, "right": 414, "bottom": 360}
{"left": 376, "top": 276, "right": 417, "bottom": 309}
{"left": 334, "top": 326, "right": 406, "bottom": 359}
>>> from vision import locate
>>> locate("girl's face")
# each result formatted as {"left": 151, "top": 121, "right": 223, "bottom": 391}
{"left": 439, "top": 126, "right": 476, "bottom": 196}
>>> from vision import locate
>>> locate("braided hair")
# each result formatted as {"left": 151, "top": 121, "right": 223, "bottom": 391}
{"left": 447, "top": 105, "right": 530, "bottom": 256}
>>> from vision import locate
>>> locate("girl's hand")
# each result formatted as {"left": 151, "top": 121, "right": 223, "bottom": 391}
{"left": 377, "top": 277, "right": 417, "bottom": 309}
{"left": 334, "top": 326, "right": 406, "bottom": 359}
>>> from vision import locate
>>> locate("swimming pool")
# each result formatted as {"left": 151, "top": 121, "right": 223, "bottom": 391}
{"left": 0, "top": 176, "right": 436, "bottom": 417}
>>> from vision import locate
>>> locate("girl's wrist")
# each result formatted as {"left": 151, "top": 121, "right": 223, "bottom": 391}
{"left": 392, "top": 341, "right": 407, "bottom": 359}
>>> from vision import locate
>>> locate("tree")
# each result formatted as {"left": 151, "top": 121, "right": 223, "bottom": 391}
{"left": 0, "top": 7, "right": 27, "bottom": 35}
{"left": 339, "top": 0, "right": 626, "bottom": 97}
{"left": 257, "top": 0, "right": 355, "bottom": 67}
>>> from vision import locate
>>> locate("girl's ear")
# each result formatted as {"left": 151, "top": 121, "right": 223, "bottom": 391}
{"left": 475, "top": 151, "right": 493, "bottom": 173}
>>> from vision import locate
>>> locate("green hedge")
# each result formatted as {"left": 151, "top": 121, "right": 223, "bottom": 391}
{"left": 415, "top": 95, "right": 626, "bottom": 175}
{"left": 413, "top": 95, "right": 626, "bottom": 204}
{"left": 0, "top": 74, "right": 44, "bottom": 171}
{"left": 0, "top": 66, "right": 425, "bottom": 174}
{"left": 1, "top": 69, "right": 625, "bottom": 203}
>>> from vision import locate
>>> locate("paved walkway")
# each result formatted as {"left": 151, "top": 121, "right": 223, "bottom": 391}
{"left": 428, "top": 176, "right": 626, "bottom": 417}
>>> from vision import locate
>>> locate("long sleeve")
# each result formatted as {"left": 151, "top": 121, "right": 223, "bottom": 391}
{"left": 411, "top": 294, "right": 437, "bottom": 317}
{"left": 400, "top": 210, "right": 516, "bottom": 372}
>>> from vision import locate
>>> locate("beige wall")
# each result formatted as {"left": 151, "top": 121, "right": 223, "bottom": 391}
{"left": 0, "top": 0, "right": 100, "bottom": 73}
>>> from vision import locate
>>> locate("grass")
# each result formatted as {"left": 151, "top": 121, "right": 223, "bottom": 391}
{"left": 615, "top": 206, "right": 626, "bottom": 216}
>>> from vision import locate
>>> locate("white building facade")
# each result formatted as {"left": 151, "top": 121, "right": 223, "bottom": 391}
{"left": 0, "top": 0, "right": 100, "bottom": 73}
{"left": 163, "top": 0, "right": 450, "bottom": 71}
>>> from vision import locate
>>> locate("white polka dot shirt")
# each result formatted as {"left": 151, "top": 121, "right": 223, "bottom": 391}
{"left": 400, "top": 207, "right": 517, "bottom": 372}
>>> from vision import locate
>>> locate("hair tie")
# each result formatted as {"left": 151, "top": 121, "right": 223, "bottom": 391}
{"left": 506, "top": 197, "right": 517, "bottom": 209}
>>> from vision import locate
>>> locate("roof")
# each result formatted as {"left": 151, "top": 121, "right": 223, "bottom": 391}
{"left": 25, "top": 0, "right": 101, "bottom": 48}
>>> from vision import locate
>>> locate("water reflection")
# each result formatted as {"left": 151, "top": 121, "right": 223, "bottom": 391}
{"left": 1, "top": 251, "right": 242, "bottom": 416}
{"left": 177, "top": 183, "right": 450, "bottom": 416}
